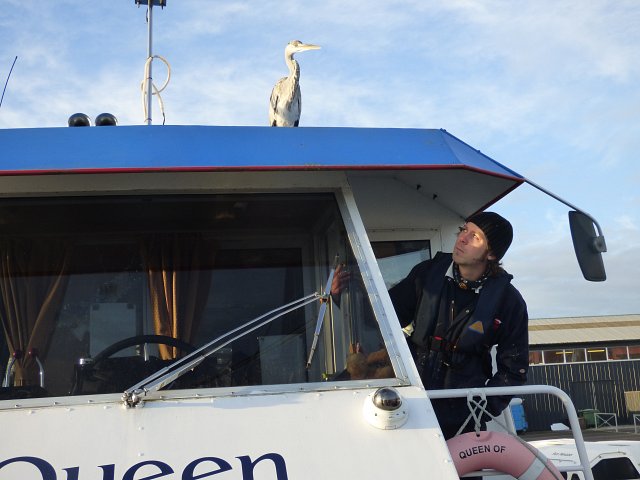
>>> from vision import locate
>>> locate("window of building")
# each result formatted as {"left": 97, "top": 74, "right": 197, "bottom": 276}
{"left": 529, "top": 350, "right": 543, "bottom": 365}
{"left": 586, "top": 348, "right": 607, "bottom": 362}
{"left": 607, "top": 346, "right": 629, "bottom": 361}
{"left": 542, "top": 349, "right": 566, "bottom": 364}
{"left": 531, "top": 347, "right": 590, "bottom": 365}
{"left": 565, "top": 348, "right": 586, "bottom": 363}
{"left": 531, "top": 345, "right": 640, "bottom": 365}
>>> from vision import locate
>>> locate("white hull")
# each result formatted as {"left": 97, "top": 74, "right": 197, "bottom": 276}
{"left": 1, "top": 387, "right": 457, "bottom": 479}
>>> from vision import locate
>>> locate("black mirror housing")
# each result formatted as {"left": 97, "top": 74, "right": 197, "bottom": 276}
{"left": 569, "top": 210, "right": 607, "bottom": 282}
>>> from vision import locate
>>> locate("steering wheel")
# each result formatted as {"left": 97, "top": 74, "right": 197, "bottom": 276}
{"left": 71, "top": 335, "right": 197, "bottom": 395}
{"left": 91, "top": 334, "right": 196, "bottom": 364}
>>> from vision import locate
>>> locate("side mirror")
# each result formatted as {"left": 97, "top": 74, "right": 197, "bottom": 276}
{"left": 568, "top": 211, "right": 606, "bottom": 282}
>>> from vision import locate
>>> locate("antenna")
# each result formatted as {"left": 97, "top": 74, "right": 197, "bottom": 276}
{"left": 136, "top": 0, "right": 167, "bottom": 125}
{"left": 0, "top": 56, "right": 18, "bottom": 112}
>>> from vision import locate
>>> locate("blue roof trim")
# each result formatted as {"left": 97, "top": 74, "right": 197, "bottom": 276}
{"left": 0, "top": 126, "right": 523, "bottom": 179}
{"left": 440, "top": 129, "right": 523, "bottom": 179}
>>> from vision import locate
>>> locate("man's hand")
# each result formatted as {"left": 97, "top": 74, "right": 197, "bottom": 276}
{"left": 330, "top": 263, "right": 351, "bottom": 297}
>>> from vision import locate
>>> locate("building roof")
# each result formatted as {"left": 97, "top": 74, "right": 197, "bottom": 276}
{"left": 529, "top": 314, "right": 640, "bottom": 346}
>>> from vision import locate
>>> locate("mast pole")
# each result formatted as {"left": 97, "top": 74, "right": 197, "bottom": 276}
{"left": 145, "top": 0, "right": 154, "bottom": 125}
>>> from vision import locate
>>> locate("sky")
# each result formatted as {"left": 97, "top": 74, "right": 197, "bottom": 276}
{"left": 0, "top": 0, "right": 638, "bottom": 319}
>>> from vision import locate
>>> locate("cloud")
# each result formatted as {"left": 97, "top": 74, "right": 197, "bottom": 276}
{"left": 615, "top": 215, "right": 639, "bottom": 232}
{"left": 432, "top": 0, "right": 640, "bottom": 82}
{"left": 512, "top": 238, "right": 640, "bottom": 319}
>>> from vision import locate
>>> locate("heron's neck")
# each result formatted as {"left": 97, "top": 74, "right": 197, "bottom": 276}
{"left": 285, "top": 54, "right": 300, "bottom": 81}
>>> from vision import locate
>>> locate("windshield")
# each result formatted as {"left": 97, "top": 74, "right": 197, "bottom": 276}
{"left": 0, "top": 193, "right": 396, "bottom": 400}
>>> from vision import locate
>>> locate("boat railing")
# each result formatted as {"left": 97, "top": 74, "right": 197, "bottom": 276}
{"left": 428, "top": 384, "right": 594, "bottom": 480}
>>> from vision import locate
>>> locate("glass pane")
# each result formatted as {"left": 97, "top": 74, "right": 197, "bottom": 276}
{"left": 586, "top": 348, "right": 607, "bottom": 362}
{"left": 566, "top": 348, "right": 586, "bottom": 363}
{"left": 529, "top": 350, "right": 543, "bottom": 365}
{"left": 608, "top": 346, "right": 628, "bottom": 361}
{"left": 542, "top": 349, "right": 566, "bottom": 364}
{"left": 0, "top": 194, "right": 393, "bottom": 400}
{"left": 371, "top": 240, "right": 431, "bottom": 289}
{"left": 0, "top": 334, "right": 7, "bottom": 382}
{"left": 629, "top": 346, "right": 640, "bottom": 359}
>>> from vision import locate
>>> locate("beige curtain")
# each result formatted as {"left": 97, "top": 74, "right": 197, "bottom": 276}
{"left": 0, "top": 238, "right": 70, "bottom": 386}
{"left": 142, "top": 234, "right": 212, "bottom": 360}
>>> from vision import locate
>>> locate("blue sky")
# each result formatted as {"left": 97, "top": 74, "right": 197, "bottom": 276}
{"left": 1, "top": 1, "right": 638, "bottom": 319}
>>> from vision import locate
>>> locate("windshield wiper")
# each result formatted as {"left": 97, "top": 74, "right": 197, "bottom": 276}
{"left": 122, "top": 293, "right": 320, "bottom": 407}
{"left": 122, "top": 260, "right": 340, "bottom": 407}
{"left": 306, "top": 255, "right": 339, "bottom": 369}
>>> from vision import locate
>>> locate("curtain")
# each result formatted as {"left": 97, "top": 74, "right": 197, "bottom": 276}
{"left": 0, "top": 238, "right": 70, "bottom": 386}
{"left": 142, "top": 234, "right": 213, "bottom": 360}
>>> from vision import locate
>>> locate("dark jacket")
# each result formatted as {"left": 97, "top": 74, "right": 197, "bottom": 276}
{"left": 389, "top": 252, "right": 529, "bottom": 437}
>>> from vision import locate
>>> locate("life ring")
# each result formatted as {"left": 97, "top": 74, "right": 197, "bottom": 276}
{"left": 446, "top": 431, "right": 563, "bottom": 479}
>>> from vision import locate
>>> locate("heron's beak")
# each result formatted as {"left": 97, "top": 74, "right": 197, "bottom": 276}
{"left": 299, "top": 43, "right": 321, "bottom": 52}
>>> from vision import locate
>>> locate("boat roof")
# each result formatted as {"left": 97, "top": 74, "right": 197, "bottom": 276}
{"left": 0, "top": 125, "right": 524, "bottom": 178}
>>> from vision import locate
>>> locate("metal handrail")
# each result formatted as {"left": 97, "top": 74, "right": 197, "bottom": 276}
{"left": 428, "top": 384, "right": 594, "bottom": 480}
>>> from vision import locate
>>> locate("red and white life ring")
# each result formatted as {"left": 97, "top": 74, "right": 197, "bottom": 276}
{"left": 446, "top": 431, "right": 562, "bottom": 479}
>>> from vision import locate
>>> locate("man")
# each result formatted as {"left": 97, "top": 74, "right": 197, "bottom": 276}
{"left": 388, "top": 211, "right": 529, "bottom": 439}
{"left": 332, "top": 212, "right": 528, "bottom": 437}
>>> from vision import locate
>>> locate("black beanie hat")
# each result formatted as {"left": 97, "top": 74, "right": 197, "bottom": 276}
{"left": 465, "top": 211, "right": 513, "bottom": 260}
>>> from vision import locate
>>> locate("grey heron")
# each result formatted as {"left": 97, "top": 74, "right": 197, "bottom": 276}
{"left": 269, "top": 40, "right": 320, "bottom": 127}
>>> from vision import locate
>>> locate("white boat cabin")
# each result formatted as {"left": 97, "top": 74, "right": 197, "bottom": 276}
{"left": 0, "top": 125, "right": 603, "bottom": 479}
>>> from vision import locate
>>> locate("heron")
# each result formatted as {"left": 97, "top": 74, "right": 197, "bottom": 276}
{"left": 269, "top": 40, "right": 320, "bottom": 127}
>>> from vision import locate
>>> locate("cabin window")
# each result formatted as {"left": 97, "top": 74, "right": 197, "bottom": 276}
{"left": 371, "top": 239, "right": 431, "bottom": 289}
{"left": 0, "top": 193, "right": 395, "bottom": 400}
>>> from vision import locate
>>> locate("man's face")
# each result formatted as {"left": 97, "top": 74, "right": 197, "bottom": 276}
{"left": 452, "top": 221, "right": 494, "bottom": 267}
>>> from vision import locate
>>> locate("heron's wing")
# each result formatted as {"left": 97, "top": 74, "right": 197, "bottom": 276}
{"left": 269, "top": 76, "right": 287, "bottom": 125}
{"left": 293, "top": 87, "right": 301, "bottom": 126}
{"left": 269, "top": 76, "right": 301, "bottom": 127}
{"left": 269, "top": 92, "right": 278, "bottom": 126}
{"left": 270, "top": 80, "right": 283, "bottom": 110}
{"left": 295, "top": 84, "right": 301, "bottom": 112}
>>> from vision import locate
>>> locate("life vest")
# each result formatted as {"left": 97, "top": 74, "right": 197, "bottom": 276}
{"left": 446, "top": 431, "right": 563, "bottom": 479}
{"left": 411, "top": 252, "right": 511, "bottom": 353}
